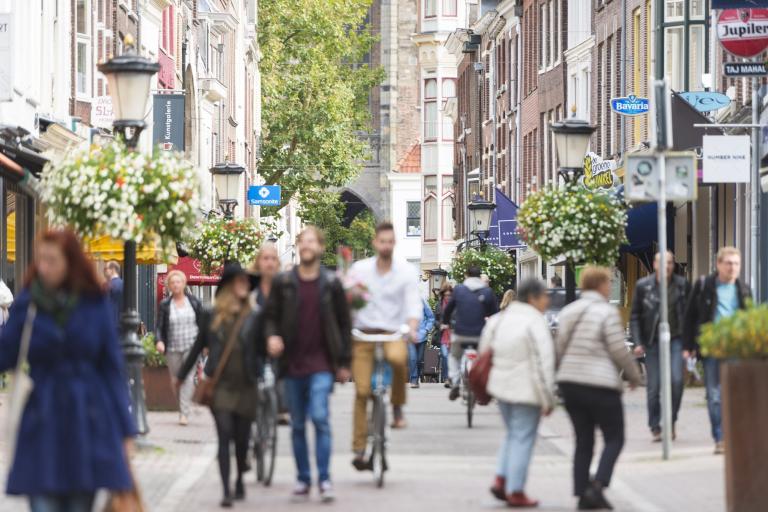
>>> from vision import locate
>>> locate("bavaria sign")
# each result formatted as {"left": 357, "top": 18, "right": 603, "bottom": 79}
{"left": 718, "top": 8, "right": 768, "bottom": 58}
{"left": 610, "top": 95, "right": 649, "bottom": 116}
{"left": 679, "top": 91, "right": 731, "bottom": 112}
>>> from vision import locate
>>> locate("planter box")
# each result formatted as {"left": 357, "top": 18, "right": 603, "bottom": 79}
{"left": 722, "top": 360, "right": 768, "bottom": 512}
{"left": 142, "top": 366, "right": 178, "bottom": 412}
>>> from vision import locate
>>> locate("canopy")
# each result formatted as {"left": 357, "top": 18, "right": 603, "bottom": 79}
{"left": 614, "top": 185, "right": 674, "bottom": 270}
{"left": 486, "top": 188, "right": 525, "bottom": 250}
{"left": 84, "top": 235, "right": 177, "bottom": 265}
{"left": 711, "top": 1, "right": 768, "bottom": 7}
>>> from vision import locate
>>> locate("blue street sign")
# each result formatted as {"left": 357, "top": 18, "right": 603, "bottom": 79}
{"left": 679, "top": 91, "right": 731, "bottom": 112}
{"left": 248, "top": 185, "right": 282, "bottom": 206}
{"left": 610, "top": 95, "right": 650, "bottom": 116}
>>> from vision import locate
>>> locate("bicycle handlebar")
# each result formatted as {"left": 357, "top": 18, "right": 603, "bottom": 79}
{"left": 351, "top": 328, "right": 405, "bottom": 343}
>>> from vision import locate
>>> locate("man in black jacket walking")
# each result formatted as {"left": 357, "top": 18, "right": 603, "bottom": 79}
{"left": 683, "top": 246, "right": 751, "bottom": 454}
{"left": 265, "top": 226, "right": 351, "bottom": 502}
{"left": 630, "top": 251, "right": 690, "bottom": 442}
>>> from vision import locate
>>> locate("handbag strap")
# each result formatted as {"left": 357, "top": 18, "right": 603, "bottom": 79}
{"left": 16, "top": 304, "right": 37, "bottom": 372}
{"left": 208, "top": 307, "right": 250, "bottom": 388}
{"left": 558, "top": 303, "right": 590, "bottom": 361}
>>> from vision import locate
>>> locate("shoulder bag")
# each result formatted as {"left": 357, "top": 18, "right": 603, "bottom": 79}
{"left": 5, "top": 303, "right": 37, "bottom": 463}
{"left": 193, "top": 308, "right": 250, "bottom": 407}
{"left": 468, "top": 316, "right": 501, "bottom": 406}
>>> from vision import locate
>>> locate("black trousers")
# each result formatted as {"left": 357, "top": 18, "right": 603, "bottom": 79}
{"left": 212, "top": 409, "right": 252, "bottom": 495}
{"left": 559, "top": 382, "right": 625, "bottom": 497}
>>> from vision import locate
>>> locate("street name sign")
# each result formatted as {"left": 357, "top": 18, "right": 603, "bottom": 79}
{"left": 718, "top": 9, "right": 768, "bottom": 57}
{"left": 679, "top": 91, "right": 731, "bottom": 112}
{"left": 703, "top": 135, "right": 751, "bottom": 183}
{"left": 723, "top": 61, "right": 768, "bottom": 76}
{"left": 610, "top": 95, "right": 649, "bottom": 116}
{"left": 625, "top": 151, "right": 697, "bottom": 203}
{"left": 248, "top": 185, "right": 282, "bottom": 206}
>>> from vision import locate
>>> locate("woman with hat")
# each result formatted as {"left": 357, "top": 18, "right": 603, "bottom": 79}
{"left": 177, "top": 262, "right": 263, "bottom": 508}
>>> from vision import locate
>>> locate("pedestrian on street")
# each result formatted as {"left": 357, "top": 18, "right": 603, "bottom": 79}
{"left": 482, "top": 279, "right": 556, "bottom": 508}
{"left": 177, "top": 262, "right": 262, "bottom": 508}
{"left": 409, "top": 298, "right": 435, "bottom": 388}
{"left": 155, "top": 270, "right": 203, "bottom": 426}
{"left": 0, "top": 229, "right": 137, "bottom": 512}
{"left": 629, "top": 251, "right": 690, "bottom": 443}
{"left": 264, "top": 227, "right": 352, "bottom": 503}
{"left": 103, "top": 259, "right": 123, "bottom": 323}
{"left": 683, "top": 246, "right": 751, "bottom": 455}
{"left": 433, "top": 283, "right": 454, "bottom": 386}
{"left": 555, "top": 266, "right": 642, "bottom": 511}
{"left": 0, "top": 279, "right": 13, "bottom": 328}
{"left": 442, "top": 265, "right": 499, "bottom": 400}
{"left": 500, "top": 289, "right": 516, "bottom": 310}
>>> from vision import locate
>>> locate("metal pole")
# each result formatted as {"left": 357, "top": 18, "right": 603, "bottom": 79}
{"left": 750, "top": 78, "right": 760, "bottom": 297}
{"left": 657, "top": 150, "right": 672, "bottom": 460}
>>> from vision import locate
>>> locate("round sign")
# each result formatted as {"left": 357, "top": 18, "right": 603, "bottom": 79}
{"left": 718, "top": 9, "right": 768, "bottom": 58}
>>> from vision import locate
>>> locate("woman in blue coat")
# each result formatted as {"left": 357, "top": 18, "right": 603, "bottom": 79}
{"left": 0, "top": 229, "right": 136, "bottom": 512}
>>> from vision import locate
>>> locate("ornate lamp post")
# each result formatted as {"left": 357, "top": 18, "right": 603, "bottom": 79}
{"left": 550, "top": 117, "right": 596, "bottom": 304}
{"left": 98, "top": 36, "right": 160, "bottom": 436}
{"left": 467, "top": 199, "right": 496, "bottom": 247}
{"left": 210, "top": 162, "right": 245, "bottom": 219}
{"left": 429, "top": 267, "right": 448, "bottom": 294}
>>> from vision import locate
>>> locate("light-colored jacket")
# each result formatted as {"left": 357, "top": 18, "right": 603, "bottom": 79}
{"left": 555, "top": 291, "right": 642, "bottom": 391}
{"left": 478, "top": 302, "right": 556, "bottom": 408}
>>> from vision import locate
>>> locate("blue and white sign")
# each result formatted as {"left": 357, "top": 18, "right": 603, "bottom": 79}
{"left": 248, "top": 185, "right": 282, "bottom": 206}
{"left": 610, "top": 95, "right": 650, "bottom": 116}
{"left": 679, "top": 91, "right": 731, "bottom": 113}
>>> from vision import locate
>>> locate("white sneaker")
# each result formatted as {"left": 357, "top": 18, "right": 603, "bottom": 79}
{"left": 319, "top": 480, "right": 335, "bottom": 503}
{"left": 291, "top": 481, "right": 310, "bottom": 502}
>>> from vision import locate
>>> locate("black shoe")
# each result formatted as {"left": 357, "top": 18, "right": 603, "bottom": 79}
{"left": 234, "top": 480, "right": 245, "bottom": 501}
{"left": 578, "top": 481, "right": 613, "bottom": 510}
{"left": 448, "top": 387, "right": 460, "bottom": 401}
{"left": 352, "top": 456, "right": 372, "bottom": 471}
{"left": 220, "top": 495, "right": 234, "bottom": 508}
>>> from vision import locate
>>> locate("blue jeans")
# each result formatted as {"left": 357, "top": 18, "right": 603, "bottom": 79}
{"left": 284, "top": 371, "right": 334, "bottom": 484}
{"left": 440, "top": 344, "right": 450, "bottom": 382}
{"left": 408, "top": 342, "right": 426, "bottom": 382}
{"left": 703, "top": 357, "right": 722, "bottom": 442}
{"left": 496, "top": 402, "right": 541, "bottom": 493}
{"left": 29, "top": 494, "right": 94, "bottom": 512}
{"left": 644, "top": 338, "right": 684, "bottom": 432}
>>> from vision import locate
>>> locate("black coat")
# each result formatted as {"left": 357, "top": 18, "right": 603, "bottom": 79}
{"left": 156, "top": 292, "right": 203, "bottom": 344}
{"left": 177, "top": 305, "right": 264, "bottom": 384}
{"left": 683, "top": 273, "right": 752, "bottom": 353}
{"left": 629, "top": 273, "right": 691, "bottom": 347}
{"left": 264, "top": 268, "right": 352, "bottom": 376}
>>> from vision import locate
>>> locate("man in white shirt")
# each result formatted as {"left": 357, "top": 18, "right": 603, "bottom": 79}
{"left": 349, "top": 222, "right": 422, "bottom": 470}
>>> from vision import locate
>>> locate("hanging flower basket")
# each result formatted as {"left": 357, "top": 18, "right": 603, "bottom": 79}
{"left": 516, "top": 184, "right": 627, "bottom": 267}
{"left": 449, "top": 246, "right": 516, "bottom": 297}
{"left": 40, "top": 140, "right": 201, "bottom": 257}
{"left": 188, "top": 216, "right": 265, "bottom": 274}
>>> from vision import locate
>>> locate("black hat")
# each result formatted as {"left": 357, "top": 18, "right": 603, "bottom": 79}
{"left": 215, "top": 261, "right": 257, "bottom": 296}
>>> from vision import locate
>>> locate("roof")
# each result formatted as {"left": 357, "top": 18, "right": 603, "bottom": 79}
{"left": 395, "top": 144, "right": 421, "bottom": 174}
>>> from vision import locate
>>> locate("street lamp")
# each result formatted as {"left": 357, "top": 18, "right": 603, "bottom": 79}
{"left": 550, "top": 116, "right": 596, "bottom": 304}
{"left": 98, "top": 36, "right": 159, "bottom": 436}
{"left": 467, "top": 199, "right": 496, "bottom": 244}
{"left": 210, "top": 162, "right": 245, "bottom": 219}
{"left": 429, "top": 267, "right": 448, "bottom": 294}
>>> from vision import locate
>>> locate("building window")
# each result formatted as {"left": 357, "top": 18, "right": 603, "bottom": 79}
{"left": 442, "top": 196, "right": 455, "bottom": 240}
{"left": 540, "top": 3, "right": 548, "bottom": 70}
{"left": 442, "top": 79, "right": 456, "bottom": 141}
{"left": 425, "top": 0, "right": 437, "bottom": 18}
{"left": 76, "top": 0, "right": 91, "bottom": 97}
{"left": 406, "top": 201, "right": 421, "bottom": 236}
{"left": 633, "top": 8, "right": 642, "bottom": 145}
{"left": 161, "top": 5, "right": 175, "bottom": 56}
{"left": 664, "top": 26, "right": 684, "bottom": 91}
{"left": 442, "top": 0, "right": 457, "bottom": 17}
{"left": 690, "top": 0, "right": 704, "bottom": 18}
{"left": 425, "top": 79, "right": 438, "bottom": 141}
{"left": 665, "top": 0, "right": 683, "bottom": 20}
{"left": 424, "top": 175, "right": 438, "bottom": 241}
{"left": 689, "top": 24, "right": 705, "bottom": 91}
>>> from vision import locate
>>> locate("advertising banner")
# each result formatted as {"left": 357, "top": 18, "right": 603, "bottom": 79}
{"left": 152, "top": 94, "right": 185, "bottom": 151}
{"left": 703, "top": 135, "right": 751, "bottom": 183}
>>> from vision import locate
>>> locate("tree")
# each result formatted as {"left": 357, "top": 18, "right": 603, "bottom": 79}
{"left": 258, "top": 0, "right": 383, "bottom": 204}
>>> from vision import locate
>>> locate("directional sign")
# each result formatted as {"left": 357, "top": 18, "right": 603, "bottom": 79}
{"left": 625, "top": 152, "right": 697, "bottom": 203}
{"left": 247, "top": 185, "right": 282, "bottom": 206}
{"left": 723, "top": 61, "right": 768, "bottom": 77}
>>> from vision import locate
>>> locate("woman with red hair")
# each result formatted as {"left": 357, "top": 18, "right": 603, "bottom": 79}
{"left": 0, "top": 229, "right": 136, "bottom": 512}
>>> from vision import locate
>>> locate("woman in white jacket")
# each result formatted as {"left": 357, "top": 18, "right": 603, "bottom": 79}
{"left": 479, "top": 279, "right": 556, "bottom": 508}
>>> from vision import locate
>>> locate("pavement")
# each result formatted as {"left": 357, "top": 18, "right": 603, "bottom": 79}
{"left": 0, "top": 383, "right": 724, "bottom": 511}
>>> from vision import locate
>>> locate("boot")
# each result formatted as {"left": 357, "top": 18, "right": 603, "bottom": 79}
{"left": 234, "top": 477, "right": 245, "bottom": 500}
{"left": 506, "top": 492, "right": 539, "bottom": 508}
{"left": 490, "top": 476, "right": 506, "bottom": 501}
{"left": 578, "top": 481, "right": 612, "bottom": 510}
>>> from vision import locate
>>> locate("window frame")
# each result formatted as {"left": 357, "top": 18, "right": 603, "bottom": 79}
{"left": 406, "top": 201, "right": 422, "bottom": 237}
{"left": 76, "top": 0, "right": 92, "bottom": 98}
{"left": 425, "top": 0, "right": 437, "bottom": 18}
{"left": 442, "top": 0, "right": 458, "bottom": 17}
{"left": 441, "top": 194, "right": 456, "bottom": 241}
{"left": 424, "top": 79, "right": 439, "bottom": 142}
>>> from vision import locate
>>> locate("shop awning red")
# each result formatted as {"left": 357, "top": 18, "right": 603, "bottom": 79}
{"left": 165, "top": 256, "right": 220, "bottom": 285}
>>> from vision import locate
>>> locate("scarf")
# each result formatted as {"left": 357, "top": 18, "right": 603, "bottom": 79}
{"left": 30, "top": 279, "right": 79, "bottom": 327}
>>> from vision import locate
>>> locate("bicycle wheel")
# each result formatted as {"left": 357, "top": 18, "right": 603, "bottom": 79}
{"left": 258, "top": 388, "right": 278, "bottom": 486}
{"left": 371, "top": 395, "right": 387, "bottom": 488}
{"left": 466, "top": 387, "right": 475, "bottom": 428}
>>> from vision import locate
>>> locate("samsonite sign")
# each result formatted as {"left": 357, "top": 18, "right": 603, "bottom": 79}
{"left": 718, "top": 8, "right": 768, "bottom": 58}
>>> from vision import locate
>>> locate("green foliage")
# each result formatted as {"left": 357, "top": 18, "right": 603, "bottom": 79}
{"left": 258, "top": 0, "right": 384, "bottom": 203}
{"left": 188, "top": 217, "right": 266, "bottom": 274}
{"left": 449, "top": 247, "right": 516, "bottom": 297}
{"left": 517, "top": 184, "right": 627, "bottom": 266}
{"left": 699, "top": 303, "right": 768, "bottom": 360}
{"left": 344, "top": 210, "right": 376, "bottom": 259}
{"left": 142, "top": 333, "right": 166, "bottom": 368}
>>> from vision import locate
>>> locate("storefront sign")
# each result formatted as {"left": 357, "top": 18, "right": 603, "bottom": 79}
{"left": 91, "top": 96, "right": 114, "bottom": 128}
{"left": 0, "top": 14, "right": 12, "bottom": 102}
{"left": 610, "top": 95, "right": 650, "bottom": 116}
{"left": 626, "top": 152, "right": 697, "bottom": 203}
{"left": 152, "top": 93, "right": 185, "bottom": 151}
{"left": 679, "top": 91, "right": 732, "bottom": 112}
{"left": 248, "top": 185, "right": 281, "bottom": 206}
{"left": 718, "top": 9, "right": 768, "bottom": 57}
{"left": 703, "top": 135, "right": 751, "bottom": 183}
{"left": 723, "top": 61, "right": 768, "bottom": 77}
{"left": 582, "top": 153, "right": 617, "bottom": 191}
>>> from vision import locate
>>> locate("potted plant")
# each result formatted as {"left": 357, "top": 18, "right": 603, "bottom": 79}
{"left": 140, "top": 333, "right": 178, "bottom": 412}
{"left": 449, "top": 246, "right": 516, "bottom": 297}
{"left": 188, "top": 216, "right": 265, "bottom": 274}
{"left": 699, "top": 305, "right": 768, "bottom": 512}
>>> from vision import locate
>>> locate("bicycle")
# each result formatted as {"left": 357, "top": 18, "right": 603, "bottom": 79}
{"left": 459, "top": 345, "right": 478, "bottom": 428}
{"left": 252, "top": 359, "right": 278, "bottom": 486}
{"left": 351, "top": 328, "right": 404, "bottom": 488}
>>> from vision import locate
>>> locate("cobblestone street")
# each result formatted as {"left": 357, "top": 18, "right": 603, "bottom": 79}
{"left": 1, "top": 384, "right": 725, "bottom": 511}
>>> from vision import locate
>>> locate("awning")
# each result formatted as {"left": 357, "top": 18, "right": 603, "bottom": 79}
{"left": 160, "top": 256, "right": 220, "bottom": 285}
{"left": 712, "top": 1, "right": 768, "bottom": 7}
{"left": 616, "top": 184, "right": 675, "bottom": 270}
{"left": 84, "top": 235, "right": 177, "bottom": 265}
{"left": 487, "top": 188, "right": 525, "bottom": 250}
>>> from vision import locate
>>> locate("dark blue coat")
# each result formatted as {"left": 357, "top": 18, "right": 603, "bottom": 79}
{"left": 442, "top": 279, "right": 499, "bottom": 337}
{"left": 0, "top": 290, "right": 136, "bottom": 496}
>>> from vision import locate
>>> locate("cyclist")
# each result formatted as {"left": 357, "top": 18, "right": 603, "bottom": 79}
{"left": 442, "top": 265, "right": 498, "bottom": 401}
{"left": 349, "top": 221, "right": 422, "bottom": 470}
{"left": 265, "top": 227, "right": 352, "bottom": 502}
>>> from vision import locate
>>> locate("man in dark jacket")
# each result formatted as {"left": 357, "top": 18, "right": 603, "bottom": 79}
{"left": 265, "top": 226, "right": 351, "bottom": 502}
{"left": 442, "top": 265, "right": 498, "bottom": 400}
{"left": 630, "top": 251, "right": 690, "bottom": 442}
{"left": 104, "top": 260, "right": 123, "bottom": 322}
{"left": 683, "top": 246, "right": 751, "bottom": 454}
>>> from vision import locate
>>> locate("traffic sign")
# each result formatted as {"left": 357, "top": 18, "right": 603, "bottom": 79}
{"left": 723, "top": 61, "right": 768, "bottom": 77}
{"left": 247, "top": 185, "right": 282, "bottom": 206}
{"left": 625, "top": 151, "right": 697, "bottom": 203}
{"left": 718, "top": 9, "right": 768, "bottom": 58}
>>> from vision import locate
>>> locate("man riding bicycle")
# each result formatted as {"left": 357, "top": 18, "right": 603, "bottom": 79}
{"left": 348, "top": 222, "right": 422, "bottom": 470}
{"left": 442, "top": 265, "right": 498, "bottom": 401}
